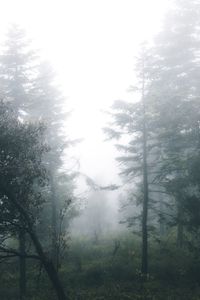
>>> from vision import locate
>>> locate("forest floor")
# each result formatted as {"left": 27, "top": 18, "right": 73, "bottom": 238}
{"left": 1, "top": 232, "right": 200, "bottom": 299}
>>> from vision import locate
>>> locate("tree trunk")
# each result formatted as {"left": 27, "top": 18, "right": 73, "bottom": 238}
{"left": 141, "top": 133, "right": 149, "bottom": 275}
{"left": 4, "top": 190, "right": 68, "bottom": 300}
{"left": 50, "top": 170, "right": 59, "bottom": 270}
{"left": 19, "top": 229, "right": 26, "bottom": 300}
{"left": 28, "top": 227, "right": 68, "bottom": 300}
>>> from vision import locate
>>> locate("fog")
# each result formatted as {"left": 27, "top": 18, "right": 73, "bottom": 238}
{"left": 0, "top": 0, "right": 168, "bottom": 181}
{"left": 0, "top": 0, "right": 169, "bottom": 233}
{"left": 2, "top": 0, "right": 200, "bottom": 299}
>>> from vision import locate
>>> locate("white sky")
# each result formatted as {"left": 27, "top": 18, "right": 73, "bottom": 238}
{"left": 0, "top": 0, "right": 169, "bottom": 185}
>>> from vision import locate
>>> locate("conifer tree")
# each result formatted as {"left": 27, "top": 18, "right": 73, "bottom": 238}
{"left": 148, "top": 0, "right": 200, "bottom": 247}
{"left": 0, "top": 24, "right": 75, "bottom": 296}
{"left": 105, "top": 47, "right": 155, "bottom": 275}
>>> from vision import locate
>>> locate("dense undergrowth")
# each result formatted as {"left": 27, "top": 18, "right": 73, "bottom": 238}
{"left": 1, "top": 232, "right": 200, "bottom": 300}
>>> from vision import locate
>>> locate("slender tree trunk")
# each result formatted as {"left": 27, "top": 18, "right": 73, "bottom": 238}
{"left": 141, "top": 130, "right": 149, "bottom": 275}
{"left": 141, "top": 59, "right": 149, "bottom": 276}
{"left": 49, "top": 171, "right": 59, "bottom": 270}
{"left": 19, "top": 229, "right": 26, "bottom": 300}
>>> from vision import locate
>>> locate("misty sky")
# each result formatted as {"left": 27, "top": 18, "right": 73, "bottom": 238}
{"left": 0, "top": 0, "right": 169, "bottom": 186}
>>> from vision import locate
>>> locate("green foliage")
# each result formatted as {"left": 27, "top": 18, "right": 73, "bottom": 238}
{"left": 1, "top": 234, "right": 200, "bottom": 299}
{"left": 0, "top": 101, "right": 47, "bottom": 237}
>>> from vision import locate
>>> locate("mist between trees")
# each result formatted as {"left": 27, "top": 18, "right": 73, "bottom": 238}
{"left": 1, "top": 0, "right": 200, "bottom": 299}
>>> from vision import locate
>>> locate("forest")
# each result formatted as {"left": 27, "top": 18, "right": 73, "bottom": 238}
{"left": 1, "top": 0, "right": 200, "bottom": 299}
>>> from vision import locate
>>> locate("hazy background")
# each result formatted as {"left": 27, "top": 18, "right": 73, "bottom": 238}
{"left": 0, "top": 1, "right": 171, "bottom": 236}
{"left": 0, "top": 0, "right": 169, "bottom": 187}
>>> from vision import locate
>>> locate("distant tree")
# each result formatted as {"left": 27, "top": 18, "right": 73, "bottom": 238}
{"left": 72, "top": 190, "right": 112, "bottom": 242}
{"left": 0, "top": 24, "right": 37, "bottom": 114}
{"left": 30, "top": 61, "right": 77, "bottom": 270}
